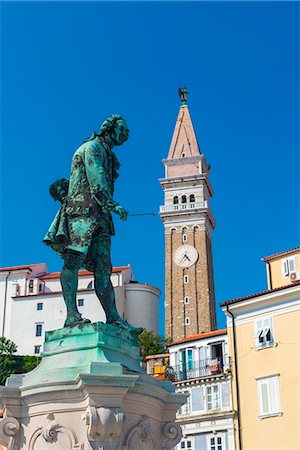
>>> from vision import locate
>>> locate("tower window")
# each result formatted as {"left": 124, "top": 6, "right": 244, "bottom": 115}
{"left": 87, "top": 281, "right": 93, "bottom": 289}
{"left": 35, "top": 324, "right": 43, "bottom": 337}
{"left": 182, "top": 234, "right": 188, "bottom": 243}
{"left": 190, "top": 194, "right": 195, "bottom": 203}
{"left": 78, "top": 299, "right": 84, "bottom": 307}
{"left": 34, "top": 345, "right": 41, "bottom": 354}
{"left": 173, "top": 196, "right": 179, "bottom": 205}
{"left": 181, "top": 195, "right": 187, "bottom": 204}
{"left": 185, "top": 317, "right": 190, "bottom": 325}
{"left": 184, "top": 296, "right": 190, "bottom": 304}
{"left": 181, "top": 153, "right": 186, "bottom": 158}
{"left": 37, "top": 303, "right": 43, "bottom": 311}
{"left": 39, "top": 283, "right": 44, "bottom": 293}
{"left": 184, "top": 275, "right": 189, "bottom": 284}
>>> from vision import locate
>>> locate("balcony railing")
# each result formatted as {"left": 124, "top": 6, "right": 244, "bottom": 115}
{"left": 173, "top": 356, "right": 230, "bottom": 382}
{"left": 160, "top": 201, "right": 208, "bottom": 213}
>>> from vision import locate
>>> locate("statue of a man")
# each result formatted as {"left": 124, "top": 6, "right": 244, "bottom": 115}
{"left": 44, "top": 114, "right": 142, "bottom": 334}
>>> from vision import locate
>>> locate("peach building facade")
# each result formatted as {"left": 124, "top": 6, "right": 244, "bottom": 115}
{"left": 222, "top": 250, "right": 300, "bottom": 450}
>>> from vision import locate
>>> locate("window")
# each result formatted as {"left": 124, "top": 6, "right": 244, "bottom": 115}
{"left": 181, "top": 195, "right": 187, "bottom": 204}
{"left": 173, "top": 196, "right": 179, "bottom": 205}
{"left": 184, "top": 296, "right": 190, "bottom": 304}
{"left": 37, "top": 303, "right": 43, "bottom": 311}
{"left": 182, "top": 234, "right": 188, "bottom": 243}
{"left": 209, "top": 435, "right": 223, "bottom": 450}
{"left": 177, "top": 389, "right": 191, "bottom": 415}
{"left": 34, "top": 345, "right": 41, "bottom": 354}
{"left": 185, "top": 317, "right": 190, "bottom": 326}
{"left": 184, "top": 275, "right": 189, "bottom": 284}
{"left": 189, "top": 194, "right": 195, "bottom": 203}
{"left": 180, "top": 440, "right": 192, "bottom": 449}
{"left": 87, "top": 281, "right": 93, "bottom": 289}
{"left": 78, "top": 299, "right": 84, "bottom": 307}
{"left": 282, "top": 257, "right": 297, "bottom": 276}
{"left": 257, "top": 375, "right": 281, "bottom": 418}
{"left": 38, "top": 283, "right": 43, "bottom": 293}
{"left": 255, "top": 317, "right": 274, "bottom": 347}
{"left": 35, "top": 324, "right": 42, "bottom": 337}
{"left": 28, "top": 279, "right": 34, "bottom": 293}
{"left": 181, "top": 153, "right": 186, "bottom": 158}
{"left": 207, "top": 385, "right": 220, "bottom": 410}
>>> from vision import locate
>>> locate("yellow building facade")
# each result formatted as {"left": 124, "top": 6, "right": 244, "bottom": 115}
{"left": 262, "top": 246, "right": 300, "bottom": 289}
{"left": 222, "top": 251, "right": 300, "bottom": 450}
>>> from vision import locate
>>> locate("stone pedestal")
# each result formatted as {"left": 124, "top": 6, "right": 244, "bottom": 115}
{"left": 0, "top": 323, "right": 186, "bottom": 449}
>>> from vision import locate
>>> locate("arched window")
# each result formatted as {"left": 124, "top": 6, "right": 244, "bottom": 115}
{"left": 173, "top": 196, "right": 179, "bottom": 205}
{"left": 87, "top": 281, "right": 93, "bottom": 289}
{"left": 181, "top": 195, "right": 187, "bottom": 204}
{"left": 190, "top": 194, "right": 195, "bottom": 203}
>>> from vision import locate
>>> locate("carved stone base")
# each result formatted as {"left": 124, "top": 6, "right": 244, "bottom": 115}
{"left": 0, "top": 323, "right": 186, "bottom": 449}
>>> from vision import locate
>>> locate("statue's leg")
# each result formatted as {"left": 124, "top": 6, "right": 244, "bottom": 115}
{"left": 93, "top": 235, "right": 121, "bottom": 323}
{"left": 61, "top": 250, "right": 90, "bottom": 327}
{"left": 93, "top": 234, "right": 143, "bottom": 335}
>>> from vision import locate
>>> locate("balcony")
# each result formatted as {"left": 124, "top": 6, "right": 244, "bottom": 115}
{"left": 173, "top": 356, "right": 230, "bottom": 382}
{"left": 160, "top": 201, "right": 208, "bottom": 213}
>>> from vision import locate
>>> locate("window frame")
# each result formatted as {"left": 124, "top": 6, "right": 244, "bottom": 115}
{"left": 257, "top": 374, "right": 282, "bottom": 419}
{"left": 35, "top": 323, "right": 43, "bottom": 337}
{"left": 34, "top": 345, "right": 41, "bottom": 354}
{"left": 207, "top": 433, "right": 225, "bottom": 450}
{"left": 206, "top": 384, "right": 220, "bottom": 411}
{"left": 78, "top": 298, "right": 84, "bottom": 307}
{"left": 254, "top": 316, "right": 275, "bottom": 349}
{"left": 177, "top": 388, "right": 191, "bottom": 415}
{"left": 282, "top": 256, "right": 297, "bottom": 277}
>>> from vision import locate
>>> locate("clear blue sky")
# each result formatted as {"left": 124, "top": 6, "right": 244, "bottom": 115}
{"left": 1, "top": 2, "right": 299, "bottom": 334}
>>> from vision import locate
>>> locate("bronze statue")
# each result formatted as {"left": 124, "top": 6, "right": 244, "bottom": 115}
{"left": 44, "top": 114, "right": 142, "bottom": 334}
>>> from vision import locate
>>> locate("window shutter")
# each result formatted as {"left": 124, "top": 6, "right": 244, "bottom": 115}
{"left": 221, "top": 382, "right": 230, "bottom": 407}
{"left": 191, "top": 386, "right": 205, "bottom": 411}
{"left": 288, "top": 257, "right": 296, "bottom": 272}
{"left": 187, "top": 349, "right": 193, "bottom": 369}
{"left": 195, "top": 435, "right": 206, "bottom": 448}
{"left": 260, "top": 382, "right": 269, "bottom": 414}
{"left": 282, "top": 259, "right": 289, "bottom": 276}
{"left": 268, "top": 378, "right": 279, "bottom": 413}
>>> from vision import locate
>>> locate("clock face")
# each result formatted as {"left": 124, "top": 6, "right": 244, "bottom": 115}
{"left": 174, "top": 245, "right": 198, "bottom": 268}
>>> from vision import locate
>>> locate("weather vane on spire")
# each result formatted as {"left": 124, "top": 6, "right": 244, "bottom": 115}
{"left": 178, "top": 87, "right": 188, "bottom": 104}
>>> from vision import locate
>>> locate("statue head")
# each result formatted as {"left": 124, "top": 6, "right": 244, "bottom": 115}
{"left": 49, "top": 178, "right": 69, "bottom": 203}
{"left": 99, "top": 114, "right": 129, "bottom": 146}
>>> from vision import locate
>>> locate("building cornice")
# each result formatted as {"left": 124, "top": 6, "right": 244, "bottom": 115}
{"left": 221, "top": 283, "right": 300, "bottom": 314}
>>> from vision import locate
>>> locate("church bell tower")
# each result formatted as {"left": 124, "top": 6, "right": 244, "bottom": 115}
{"left": 159, "top": 88, "right": 217, "bottom": 342}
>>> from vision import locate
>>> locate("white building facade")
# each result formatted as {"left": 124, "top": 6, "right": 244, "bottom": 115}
{"left": 168, "top": 329, "right": 235, "bottom": 450}
{"left": 0, "top": 263, "right": 160, "bottom": 355}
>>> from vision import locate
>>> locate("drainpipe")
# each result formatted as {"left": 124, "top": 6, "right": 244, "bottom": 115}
{"left": 266, "top": 261, "right": 273, "bottom": 290}
{"left": 226, "top": 305, "right": 242, "bottom": 450}
{"left": 2, "top": 271, "right": 11, "bottom": 337}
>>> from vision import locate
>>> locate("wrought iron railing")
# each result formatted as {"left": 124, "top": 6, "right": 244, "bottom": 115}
{"left": 173, "top": 356, "right": 230, "bottom": 382}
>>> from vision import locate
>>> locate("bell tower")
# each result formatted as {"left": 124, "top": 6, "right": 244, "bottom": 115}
{"left": 159, "top": 89, "right": 216, "bottom": 341}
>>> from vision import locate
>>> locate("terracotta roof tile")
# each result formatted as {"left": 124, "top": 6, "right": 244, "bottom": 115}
{"left": 221, "top": 280, "right": 300, "bottom": 307}
{"left": 0, "top": 264, "right": 33, "bottom": 273}
{"left": 169, "top": 328, "right": 227, "bottom": 346}
{"left": 261, "top": 246, "right": 300, "bottom": 261}
{"left": 42, "top": 266, "right": 131, "bottom": 280}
